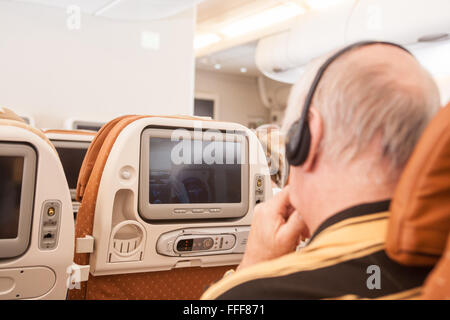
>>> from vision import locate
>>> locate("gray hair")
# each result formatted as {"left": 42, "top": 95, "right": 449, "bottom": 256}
{"left": 282, "top": 45, "right": 441, "bottom": 175}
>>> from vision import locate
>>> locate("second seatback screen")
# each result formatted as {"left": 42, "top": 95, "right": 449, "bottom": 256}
{"left": 149, "top": 138, "right": 241, "bottom": 204}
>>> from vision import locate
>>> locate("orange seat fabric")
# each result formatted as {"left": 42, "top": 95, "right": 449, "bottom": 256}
{"left": 386, "top": 104, "right": 450, "bottom": 266}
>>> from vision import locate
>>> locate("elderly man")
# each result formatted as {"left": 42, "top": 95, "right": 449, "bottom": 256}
{"left": 201, "top": 42, "right": 441, "bottom": 300}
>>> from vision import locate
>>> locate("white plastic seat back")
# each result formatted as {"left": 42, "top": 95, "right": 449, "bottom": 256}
{"left": 68, "top": 115, "right": 272, "bottom": 300}
{"left": 45, "top": 130, "right": 95, "bottom": 218}
{"left": 0, "top": 120, "right": 74, "bottom": 300}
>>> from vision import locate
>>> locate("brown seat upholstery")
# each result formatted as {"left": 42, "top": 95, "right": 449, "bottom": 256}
{"left": 386, "top": 103, "right": 450, "bottom": 298}
{"left": 0, "top": 107, "right": 26, "bottom": 123}
{"left": 0, "top": 121, "right": 56, "bottom": 152}
{"left": 421, "top": 233, "right": 450, "bottom": 299}
{"left": 0, "top": 107, "right": 58, "bottom": 151}
{"left": 68, "top": 115, "right": 232, "bottom": 300}
{"left": 44, "top": 129, "right": 97, "bottom": 137}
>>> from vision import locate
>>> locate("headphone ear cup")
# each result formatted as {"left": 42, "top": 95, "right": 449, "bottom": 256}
{"left": 290, "top": 122, "right": 311, "bottom": 167}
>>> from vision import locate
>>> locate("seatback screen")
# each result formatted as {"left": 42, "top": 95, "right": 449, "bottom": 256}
{"left": 149, "top": 138, "right": 241, "bottom": 204}
{"left": 56, "top": 147, "right": 88, "bottom": 189}
{"left": 0, "top": 156, "right": 24, "bottom": 239}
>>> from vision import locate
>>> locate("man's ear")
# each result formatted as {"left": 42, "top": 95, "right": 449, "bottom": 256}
{"left": 302, "top": 107, "right": 323, "bottom": 172}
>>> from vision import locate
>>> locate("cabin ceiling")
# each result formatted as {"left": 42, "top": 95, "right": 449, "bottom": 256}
{"left": 196, "top": 0, "right": 306, "bottom": 78}
{"left": 196, "top": 41, "right": 259, "bottom": 77}
{"left": 195, "top": 0, "right": 335, "bottom": 78}
{"left": 197, "top": 0, "right": 254, "bottom": 24}
{"left": 7, "top": 0, "right": 203, "bottom": 20}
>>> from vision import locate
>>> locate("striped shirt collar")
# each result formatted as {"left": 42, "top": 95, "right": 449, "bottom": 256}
{"left": 308, "top": 199, "right": 391, "bottom": 243}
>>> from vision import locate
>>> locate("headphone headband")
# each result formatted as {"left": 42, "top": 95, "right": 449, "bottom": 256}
{"left": 285, "top": 41, "right": 412, "bottom": 167}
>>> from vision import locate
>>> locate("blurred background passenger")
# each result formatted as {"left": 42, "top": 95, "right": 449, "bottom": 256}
{"left": 255, "top": 124, "right": 289, "bottom": 193}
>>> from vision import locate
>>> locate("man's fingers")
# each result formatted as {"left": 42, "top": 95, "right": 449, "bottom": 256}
{"left": 277, "top": 211, "right": 305, "bottom": 249}
{"left": 299, "top": 219, "right": 311, "bottom": 240}
{"left": 270, "top": 186, "right": 294, "bottom": 219}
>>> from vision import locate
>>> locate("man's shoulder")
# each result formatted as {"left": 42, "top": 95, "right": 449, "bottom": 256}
{"left": 202, "top": 236, "right": 379, "bottom": 300}
{"left": 203, "top": 249, "right": 432, "bottom": 300}
{"left": 201, "top": 211, "right": 432, "bottom": 300}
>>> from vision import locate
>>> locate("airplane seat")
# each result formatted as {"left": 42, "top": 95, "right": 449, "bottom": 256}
{"left": 45, "top": 129, "right": 97, "bottom": 137}
{"left": 421, "top": 233, "right": 450, "bottom": 299}
{"left": 68, "top": 115, "right": 271, "bottom": 300}
{"left": 0, "top": 109, "right": 74, "bottom": 300}
{"left": 44, "top": 129, "right": 95, "bottom": 219}
{"left": 0, "top": 107, "right": 27, "bottom": 123}
{"left": 386, "top": 103, "right": 450, "bottom": 299}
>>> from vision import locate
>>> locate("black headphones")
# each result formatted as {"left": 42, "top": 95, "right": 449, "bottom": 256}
{"left": 285, "top": 41, "right": 413, "bottom": 167}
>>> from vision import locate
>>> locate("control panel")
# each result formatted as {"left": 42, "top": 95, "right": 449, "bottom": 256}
{"left": 254, "top": 174, "right": 265, "bottom": 205}
{"left": 175, "top": 234, "right": 236, "bottom": 253}
{"left": 39, "top": 200, "right": 62, "bottom": 250}
{"left": 172, "top": 208, "right": 222, "bottom": 214}
{"left": 156, "top": 226, "right": 250, "bottom": 257}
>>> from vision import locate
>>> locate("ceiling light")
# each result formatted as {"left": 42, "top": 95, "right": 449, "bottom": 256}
{"left": 220, "top": 2, "right": 305, "bottom": 38}
{"left": 194, "top": 33, "right": 221, "bottom": 50}
{"left": 304, "top": 0, "right": 344, "bottom": 10}
{"left": 94, "top": 0, "right": 122, "bottom": 16}
{"left": 214, "top": 64, "right": 222, "bottom": 70}
{"left": 240, "top": 67, "right": 248, "bottom": 73}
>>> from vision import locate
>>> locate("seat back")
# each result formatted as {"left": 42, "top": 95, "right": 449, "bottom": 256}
{"left": 0, "top": 109, "right": 74, "bottom": 300}
{"left": 0, "top": 107, "right": 26, "bottom": 123}
{"left": 68, "top": 115, "right": 271, "bottom": 299}
{"left": 45, "top": 129, "right": 95, "bottom": 217}
{"left": 387, "top": 104, "right": 450, "bottom": 298}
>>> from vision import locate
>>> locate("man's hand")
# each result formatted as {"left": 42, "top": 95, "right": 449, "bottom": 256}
{"left": 238, "top": 187, "right": 310, "bottom": 270}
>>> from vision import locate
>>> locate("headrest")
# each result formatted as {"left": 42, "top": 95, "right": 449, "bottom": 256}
{"left": 386, "top": 104, "right": 450, "bottom": 266}
{"left": 76, "top": 115, "right": 136, "bottom": 201}
{"left": 0, "top": 107, "right": 26, "bottom": 123}
{"left": 44, "top": 129, "right": 96, "bottom": 136}
{"left": 75, "top": 114, "right": 208, "bottom": 202}
{"left": 0, "top": 118, "right": 56, "bottom": 152}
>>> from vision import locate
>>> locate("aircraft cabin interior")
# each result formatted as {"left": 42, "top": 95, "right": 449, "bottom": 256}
{"left": 0, "top": 0, "right": 449, "bottom": 307}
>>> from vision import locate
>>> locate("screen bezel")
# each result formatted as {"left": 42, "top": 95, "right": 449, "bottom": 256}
{"left": 52, "top": 140, "right": 90, "bottom": 200}
{"left": 0, "top": 142, "right": 37, "bottom": 259}
{"left": 139, "top": 127, "right": 249, "bottom": 221}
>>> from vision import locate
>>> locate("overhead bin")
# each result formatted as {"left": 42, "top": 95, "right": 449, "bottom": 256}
{"left": 346, "top": 0, "right": 450, "bottom": 44}
{"left": 256, "top": 0, "right": 355, "bottom": 83}
{"left": 256, "top": 31, "right": 306, "bottom": 84}
{"left": 286, "top": 1, "right": 355, "bottom": 69}
{"left": 256, "top": 0, "right": 450, "bottom": 83}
